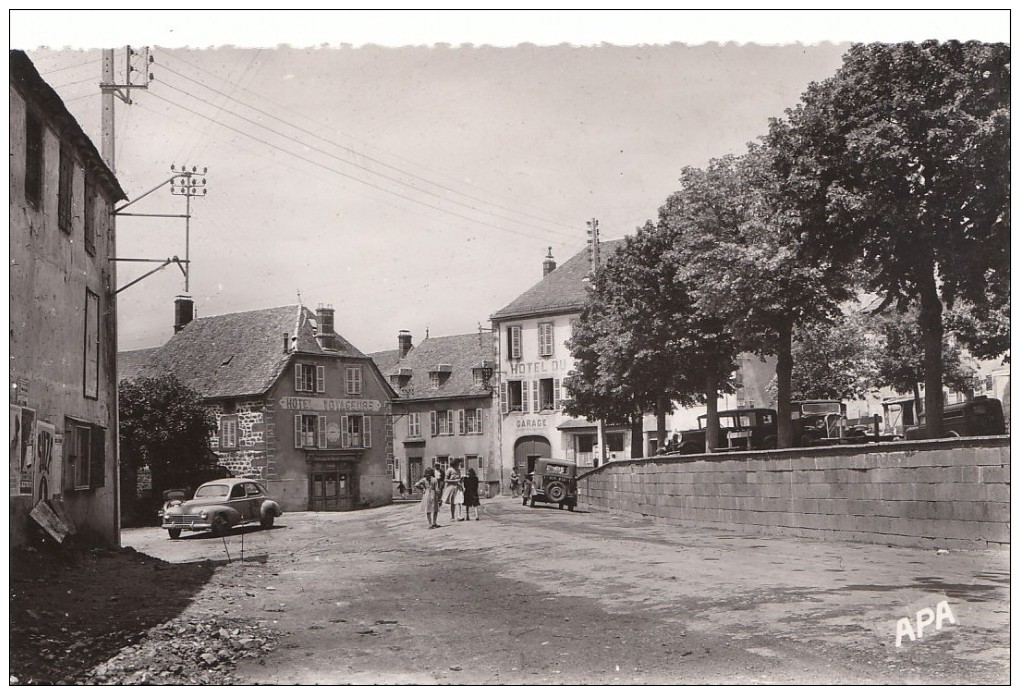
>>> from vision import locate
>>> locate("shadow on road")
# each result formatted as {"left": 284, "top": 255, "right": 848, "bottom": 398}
{"left": 10, "top": 536, "right": 228, "bottom": 684}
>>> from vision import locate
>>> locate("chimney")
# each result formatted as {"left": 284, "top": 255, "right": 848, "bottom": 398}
{"left": 542, "top": 247, "right": 556, "bottom": 277}
{"left": 315, "top": 303, "right": 336, "bottom": 350}
{"left": 398, "top": 330, "right": 413, "bottom": 360}
{"left": 174, "top": 295, "right": 194, "bottom": 334}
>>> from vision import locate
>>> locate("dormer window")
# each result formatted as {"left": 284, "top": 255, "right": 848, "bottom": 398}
{"left": 472, "top": 360, "right": 494, "bottom": 387}
{"left": 429, "top": 363, "right": 452, "bottom": 389}
{"left": 390, "top": 367, "right": 412, "bottom": 389}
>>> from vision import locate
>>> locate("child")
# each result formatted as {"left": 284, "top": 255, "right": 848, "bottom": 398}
{"left": 521, "top": 472, "right": 534, "bottom": 506}
{"left": 462, "top": 468, "right": 481, "bottom": 521}
{"left": 414, "top": 468, "right": 442, "bottom": 529}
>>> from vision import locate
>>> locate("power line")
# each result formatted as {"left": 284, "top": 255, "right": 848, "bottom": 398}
{"left": 157, "top": 50, "right": 581, "bottom": 231}
{"left": 154, "top": 71, "right": 579, "bottom": 242}
{"left": 41, "top": 56, "right": 101, "bottom": 77}
{"left": 144, "top": 90, "right": 577, "bottom": 246}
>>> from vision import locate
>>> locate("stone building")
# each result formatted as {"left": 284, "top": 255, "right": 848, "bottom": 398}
{"left": 371, "top": 330, "right": 501, "bottom": 496}
{"left": 9, "top": 50, "right": 127, "bottom": 547}
{"left": 119, "top": 302, "right": 397, "bottom": 511}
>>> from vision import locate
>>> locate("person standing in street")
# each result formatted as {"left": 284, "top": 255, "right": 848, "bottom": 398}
{"left": 462, "top": 468, "right": 481, "bottom": 520}
{"left": 521, "top": 472, "right": 534, "bottom": 506}
{"left": 510, "top": 466, "right": 521, "bottom": 497}
{"left": 414, "top": 468, "right": 442, "bottom": 529}
{"left": 442, "top": 458, "right": 463, "bottom": 522}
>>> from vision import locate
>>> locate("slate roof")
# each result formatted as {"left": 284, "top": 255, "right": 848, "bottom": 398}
{"left": 118, "top": 304, "right": 369, "bottom": 399}
{"left": 491, "top": 239, "right": 624, "bottom": 321}
{"left": 370, "top": 332, "right": 494, "bottom": 401}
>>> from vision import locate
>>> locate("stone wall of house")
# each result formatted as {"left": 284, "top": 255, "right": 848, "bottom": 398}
{"left": 207, "top": 400, "right": 269, "bottom": 480}
{"left": 579, "top": 437, "right": 1010, "bottom": 550}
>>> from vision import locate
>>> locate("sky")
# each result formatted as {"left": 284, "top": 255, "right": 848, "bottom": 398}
{"left": 9, "top": 10, "right": 1010, "bottom": 358}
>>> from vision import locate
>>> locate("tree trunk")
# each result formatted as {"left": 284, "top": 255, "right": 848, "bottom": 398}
{"left": 918, "top": 270, "right": 945, "bottom": 438}
{"left": 655, "top": 393, "right": 667, "bottom": 453}
{"left": 776, "top": 320, "right": 794, "bottom": 448}
{"left": 705, "top": 360, "right": 719, "bottom": 451}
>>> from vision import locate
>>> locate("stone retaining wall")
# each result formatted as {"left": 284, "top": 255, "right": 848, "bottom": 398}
{"left": 578, "top": 436, "right": 1010, "bottom": 550}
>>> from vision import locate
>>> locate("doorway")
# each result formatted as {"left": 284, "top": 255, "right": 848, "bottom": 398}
{"left": 309, "top": 460, "right": 354, "bottom": 511}
{"left": 514, "top": 436, "right": 551, "bottom": 474}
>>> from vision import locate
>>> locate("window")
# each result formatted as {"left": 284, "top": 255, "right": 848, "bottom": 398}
{"left": 342, "top": 414, "right": 372, "bottom": 448}
{"left": 64, "top": 420, "right": 106, "bottom": 490}
{"left": 346, "top": 366, "right": 363, "bottom": 395}
{"left": 606, "top": 433, "right": 625, "bottom": 453}
{"left": 502, "top": 380, "right": 526, "bottom": 413}
{"left": 84, "top": 179, "right": 96, "bottom": 255}
{"left": 507, "top": 325, "right": 522, "bottom": 360}
{"left": 430, "top": 410, "right": 454, "bottom": 436}
{"left": 408, "top": 412, "right": 421, "bottom": 437}
{"left": 294, "top": 413, "right": 326, "bottom": 448}
{"left": 220, "top": 415, "right": 238, "bottom": 448}
{"left": 461, "top": 408, "right": 484, "bottom": 434}
{"left": 429, "top": 372, "right": 441, "bottom": 389}
{"left": 83, "top": 290, "right": 100, "bottom": 399}
{"left": 538, "top": 378, "right": 561, "bottom": 411}
{"left": 25, "top": 109, "right": 43, "bottom": 208}
{"left": 58, "top": 143, "right": 73, "bottom": 234}
{"left": 245, "top": 482, "right": 263, "bottom": 496}
{"left": 538, "top": 322, "right": 555, "bottom": 357}
{"left": 576, "top": 434, "right": 596, "bottom": 453}
{"left": 294, "top": 363, "right": 325, "bottom": 393}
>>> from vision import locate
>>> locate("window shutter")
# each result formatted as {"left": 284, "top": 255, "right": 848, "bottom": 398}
{"left": 554, "top": 378, "right": 561, "bottom": 410}
{"left": 342, "top": 415, "right": 350, "bottom": 448}
{"left": 548, "top": 324, "right": 555, "bottom": 355}
{"left": 364, "top": 416, "right": 372, "bottom": 448}
{"left": 431, "top": 411, "right": 438, "bottom": 436}
{"left": 317, "top": 415, "right": 326, "bottom": 448}
{"left": 63, "top": 427, "right": 74, "bottom": 492}
{"left": 521, "top": 380, "right": 529, "bottom": 413}
{"left": 458, "top": 410, "right": 465, "bottom": 435}
{"left": 355, "top": 367, "right": 362, "bottom": 394}
{"left": 510, "top": 326, "right": 522, "bottom": 359}
{"left": 295, "top": 364, "right": 303, "bottom": 392}
{"left": 477, "top": 409, "right": 484, "bottom": 434}
{"left": 294, "top": 415, "right": 303, "bottom": 448}
{"left": 500, "top": 382, "right": 508, "bottom": 414}
{"left": 90, "top": 426, "right": 106, "bottom": 488}
{"left": 532, "top": 382, "right": 539, "bottom": 413}
{"left": 316, "top": 365, "right": 325, "bottom": 393}
{"left": 219, "top": 417, "right": 226, "bottom": 447}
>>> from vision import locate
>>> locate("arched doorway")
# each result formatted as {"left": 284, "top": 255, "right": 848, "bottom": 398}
{"left": 514, "top": 435, "right": 551, "bottom": 475}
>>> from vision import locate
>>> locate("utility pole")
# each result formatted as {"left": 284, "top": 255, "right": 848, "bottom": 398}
{"left": 100, "top": 46, "right": 153, "bottom": 171}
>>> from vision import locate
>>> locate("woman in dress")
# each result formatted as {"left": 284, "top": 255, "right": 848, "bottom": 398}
{"left": 414, "top": 468, "right": 442, "bottom": 529}
{"left": 441, "top": 458, "right": 463, "bottom": 522}
{"left": 462, "top": 468, "right": 481, "bottom": 521}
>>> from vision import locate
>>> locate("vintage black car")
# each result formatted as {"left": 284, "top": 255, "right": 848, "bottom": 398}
{"left": 524, "top": 458, "right": 578, "bottom": 511}
{"left": 673, "top": 408, "right": 779, "bottom": 454}
{"left": 904, "top": 396, "right": 1006, "bottom": 440}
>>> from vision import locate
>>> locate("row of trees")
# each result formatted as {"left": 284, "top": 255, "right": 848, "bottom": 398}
{"left": 563, "top": 41, "right": 1009, "bottom": 452}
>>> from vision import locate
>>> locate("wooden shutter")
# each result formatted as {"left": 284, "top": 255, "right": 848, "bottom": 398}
{"left": 510, "top": 326, "right": 522, "bottom": 359}
{"left": 317, "top": 415, "right": 326, "bottom": 448}
{"left": 90, "top": 426, "right": 106, "bottom": 488}
{"left": 364, "top": 416, "right": 372, "bottom": 448}
{"left": 500, "top": 382, "right": 508, "bottom": 414}
{"left": 342, "top": 415, "right": 350, "bottom": 448}
{"left": 294, "top": 415, "right": 303, "bottom": 448}
{"left": 476, "top": 409, "right": 484, "bottom": 434}
{"left": 430, "top": 411, "right": 438, "bottom": 436}
{"left": 354, "top": 367, "right": 362, "bottom": 394}
{"left": 295, "top": 364, "right": 303, "bottom": 391}
{"left": 554, "top": 378, "right": 561, "bottom": 410}
{"left": 532, "top": 382, "right": 539, "bottom": 412}
{"left": 458, "top": 409, "right": 465, "bottom": 435}
{"left": 547, "top": 324, "right": 555, "bottom": 355}
{"left": 316, "top": 365, "right": 325, "bottom": 393}
{"left": 521, "top": 381, "right": 529, "bottom": 413}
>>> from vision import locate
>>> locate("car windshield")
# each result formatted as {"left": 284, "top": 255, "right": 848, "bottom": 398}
{"left": 194, "top": 484, "right": 229, "bottom": 499}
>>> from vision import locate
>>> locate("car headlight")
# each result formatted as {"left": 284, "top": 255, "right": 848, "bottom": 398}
{"left": 199, "top": 510, "right": 208, "bottom": 519}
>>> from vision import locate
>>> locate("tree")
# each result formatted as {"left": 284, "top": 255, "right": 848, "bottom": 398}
{"left": 563, "top": 223, "right": 709, "bottom": 457}
{"left": 119, "top": 375, "right": 218, "bottom": 495}
{"left": 780, "top": 41, "right": 1010, "bottom": 438}
{"left": 788, "top": 311, "right": 880, "bottom": 401}
{"left": 665, "top": 149, "right": 853, "bottom": 448}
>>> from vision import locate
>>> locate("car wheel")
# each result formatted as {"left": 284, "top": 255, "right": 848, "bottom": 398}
{"left": 762, "top": 435, "right": 777, "bottom": 450}
{"left": 212, "top": 517, "right": 230, "bottom": 538}
{"left": 260, "top": 514, "right": 275, "bottom": 529}
{"left": 168, "top": 529, "right": 181, "bottom": 540}
{"left": 945, "top": 430, "right": 961, "bottom": 438}
{"left": 545, "top": 482, "right": 567, "bottom": 504}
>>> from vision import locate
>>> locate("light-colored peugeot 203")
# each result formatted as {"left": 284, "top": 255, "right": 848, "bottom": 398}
{"left": 161, "top": 478, "right": 283, "bottom": 539}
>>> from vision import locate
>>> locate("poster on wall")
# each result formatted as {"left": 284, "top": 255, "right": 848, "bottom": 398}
{"left": 19, "top": 407, "right": 36, "bottom": 496}
{"left": 34, "top": 421, "right": 60, "bottom": 504}
{"left": 10, "top": 405, "right": 22, "bottom": 495}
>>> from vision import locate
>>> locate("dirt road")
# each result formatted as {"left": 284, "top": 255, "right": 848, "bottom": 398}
{"left": 103, "top": 496, "right": 1009, "bottom": 684}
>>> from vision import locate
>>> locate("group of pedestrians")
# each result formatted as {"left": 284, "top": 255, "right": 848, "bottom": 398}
{"left": 413, "top": 458, "right": 481, "bottom": 529}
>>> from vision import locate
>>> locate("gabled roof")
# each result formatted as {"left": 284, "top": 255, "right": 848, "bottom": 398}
{"left": 491, "top": 239, "right": 624, "bottom": 321}
{"left": 118, "top": 304, "right": 369, "bottom": 398}
{"left": 9, "top": 50, "right": 125, "bottom": 202}
{"left": 370, "top": 332, "right": 493, "bottom": 401}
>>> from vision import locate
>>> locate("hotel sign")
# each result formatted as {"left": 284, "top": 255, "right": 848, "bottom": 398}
{"left": 279, "top": 397, "right": 382, "bottom": 413}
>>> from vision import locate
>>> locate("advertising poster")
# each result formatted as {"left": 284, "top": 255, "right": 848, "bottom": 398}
{"left": 34, "top": 421, "right": 59, "bottom": 503}
{"left": 19, "top": 407, "right": 36, "bottom": 496}
{"left": 10, "top": 405, "right": 21, "bottom": 496}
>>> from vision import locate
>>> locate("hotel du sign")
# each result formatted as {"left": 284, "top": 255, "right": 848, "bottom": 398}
{"left": 279, "top": 397, "right": 383, "bottom": 413}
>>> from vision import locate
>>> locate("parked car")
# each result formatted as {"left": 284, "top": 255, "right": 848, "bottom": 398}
{"left": 790, "top": 399, "right": 871, "bottom": 447}
{"left": 524, "top": 458, "right": 578, "bottom": 511}
{"left": 904, "top": 396, "right": 1006, "bottom": 440}
{"left": 161, "top": 478, "right": 283, "bottom": 539}
{"left": 672, "top": 408, "right": 779, "bottom": 454}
